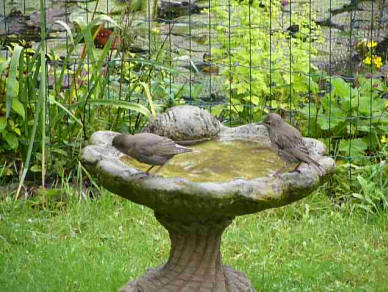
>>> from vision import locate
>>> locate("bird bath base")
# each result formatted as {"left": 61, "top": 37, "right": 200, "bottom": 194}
{"left": 120, "top": 214, "right": 255, "bottom": 292}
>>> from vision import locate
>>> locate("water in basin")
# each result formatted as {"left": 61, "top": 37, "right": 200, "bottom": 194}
{"left": 121, "top": 140, "right": 282, "bottom": 182}
{"left": 120, "top": 139, "right": 283, "bottom": 182}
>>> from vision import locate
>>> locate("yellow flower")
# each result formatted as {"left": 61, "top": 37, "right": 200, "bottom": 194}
{"left": 382, "top": 135, "right": 387, "bottom": 144}
{"left": 363, "top": 56, "right": 371, "bottom": 65}
{"left": 373, "top": 56, "right": 383, "bottom": 69}
{"left": 366, "top": 40, "right": 378, "bottom": 48}
{"left": 363, "top": 56, "right": 383, "bottom": 69}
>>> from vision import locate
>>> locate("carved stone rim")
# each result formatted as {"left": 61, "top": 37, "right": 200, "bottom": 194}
{"left": 81, "top": 125, "right": 335, "bottom": 218}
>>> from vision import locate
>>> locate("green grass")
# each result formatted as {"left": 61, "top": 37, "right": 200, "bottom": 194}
{"left": 1, "top": 190, "right": 387, "bottom": 292}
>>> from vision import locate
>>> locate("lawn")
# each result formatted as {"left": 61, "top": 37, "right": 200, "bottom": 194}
{"left": 1, "top": 188, "right": 387, "bottom": 292}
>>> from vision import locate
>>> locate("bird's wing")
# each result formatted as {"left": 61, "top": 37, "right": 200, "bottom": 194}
{"left": 274, "top": 124, "right": 309, "bottom": 155}
{"left": 271, "top": 124, "right": 324, "bottom": 174}
{"left": 142, "top": 136, "right": 192, "bottom": 156}
{"left": 286, "top": 147, "right": 313, "bottom": 164}
{"left": 286, "top": 147, "right": 324, "bottom": 174}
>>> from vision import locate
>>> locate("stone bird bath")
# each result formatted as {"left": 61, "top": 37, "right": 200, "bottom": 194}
{"left": 81, "top": 106, "right": 335, "bottom": 292}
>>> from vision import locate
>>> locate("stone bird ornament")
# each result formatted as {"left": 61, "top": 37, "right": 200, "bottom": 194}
{"left": 261, "top": 113, "right": 324, "bottom": 176}
{"left": 112, "top": 133, "right": 192, "bottom": 174}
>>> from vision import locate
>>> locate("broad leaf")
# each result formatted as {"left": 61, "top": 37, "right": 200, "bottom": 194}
{"left": 338, "top": 138, "right": 368, "bottom": 158}
{"left": 6, "top": 45, "right": 23, "bottom": 118}
{"left": 11, "top": 98, "right": 25, "bottom": 120}
{"left": 4, "top": 132, "right": 19, "bottom": 149}
{"left": 332, "top": 77, "right": 350, "bottom": 99}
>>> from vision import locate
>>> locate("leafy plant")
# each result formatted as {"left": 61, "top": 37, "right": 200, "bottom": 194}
{"left": 0, "top": 45, "right": 28, "bottom": 179}
{"left": 210, "top": 0, "right": 323, "bottom": 123}
{"left": 351, "top": 174, "right": 388, "bottom": 214}
{"left": 324, "top": 160, "right": 388, "bottom": 214}
{"left": 1, "top": 1, "right": 185, "bottom": 190}
{"left": 300, "top": 75, "right": 388, "bottom": 161}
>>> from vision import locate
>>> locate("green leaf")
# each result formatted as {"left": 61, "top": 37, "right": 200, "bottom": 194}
{"left": 30, "top": 165, "right": 42, "bottom": 172}
{"left": 338, "top": 138, "right": 368, "bottom": 157}
{"left": 317, "top": 115, "right": 344, "bottom": 130}
{"left": 54, "top": 20, "right": 74, "bottom": 45}
{"left": 140, "top": 82, "right": 156, "bottom": 118}
{"left": 4, "top": 132, "right": 19, "bottom": 149}
{"left": 15, "top": 75, "right": 42, "bottom": 199}
{"left": 332, "top": 77, "right": 350, "bottom": 99}
{"left": 79, "top": 99, "right": 151, "bottom": 118}
{"left": 6, "top": 45, "right": 23, "bottom": 119}
{"left": 351, "top": 192, "right": 365, "bottom": 200}
{"left": 81, "top": 26, "right": 95, "bottom": 65}
{"left": 50, "top": 148, "right": 68, "bottom": 156}
{"left": 211, "top": 105, "right": 225, "bottom": 117}
{"left": 319, "top": 98, "right": 344, "bottom": 130}
{"left": 0, "top": 117, "right": 6, "bottom": 132}
{"left": 11, "top": 98, "right": 25, "bottom": 120}
{"left": 48, "top": 96, "right": 83, "bottom": 126}
{"left": 89, "top": 15, "right": 119, "bottom": 28}
{"left": 13, "top": 127, "right": 21, "bottom": 136}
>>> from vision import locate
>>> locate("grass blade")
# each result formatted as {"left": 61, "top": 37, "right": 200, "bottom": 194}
{"left": 87, "top": 99, "right": 151, "bottom": 118}
{"left": 140, "top": 82, "right": 156, "bottom": 118}
{"left": 81, "top": 25, "right": 96, "bottom": 66}
{"left": 89, "top": 15, "right": 119, "bottom": 28}
{"left": 54, "top": 20, "right": 74, "bottom": 46}
{"left": 48, "top": 96, "right": 83, "bottom": 126}
{"left": 15, "top": 96, "right": 41, "bottom": 200}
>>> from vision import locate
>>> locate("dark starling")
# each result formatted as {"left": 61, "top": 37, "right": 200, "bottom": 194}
{"left": 261, "top": 113, "right": 324, "bottom": 176}
{"left": 112, "top": 133, "right": 192, "bottom": 173}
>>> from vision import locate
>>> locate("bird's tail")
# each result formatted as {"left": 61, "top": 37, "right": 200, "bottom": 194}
{"left": 307, "top": 157, "right": 325, "bottom": 175}
{"left": 175, "top": 144, "right": 193, "bottom": 154}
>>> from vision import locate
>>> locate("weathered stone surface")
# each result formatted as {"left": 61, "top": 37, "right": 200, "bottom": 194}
{"left": 28, "top": 8, "right": 71, "bottom": 32}
{"left": 144, "top": 105, "right": 221, "bottom": 145}
{"left": 120, "top": 229, "right": 255, "bottom": 291}
{"left": 83, "top": 111, "right": 334, "bottom": 221}
{"left": 82, "top": 105, "right": 335, "bottom": 292}
{"left": 158, "top": 0, "right": 201, "bottom": 20}
{"left": 119, "top": 214, "right": 255, "bottom": 292}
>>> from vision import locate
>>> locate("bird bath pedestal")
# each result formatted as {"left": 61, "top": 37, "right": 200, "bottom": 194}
{"left": 81, "top": 106, "right": 335, "bottom": 292}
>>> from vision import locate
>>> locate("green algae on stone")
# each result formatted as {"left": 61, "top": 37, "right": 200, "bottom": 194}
{"left": 120, "top": 139, "right": 283, "bottom": 182}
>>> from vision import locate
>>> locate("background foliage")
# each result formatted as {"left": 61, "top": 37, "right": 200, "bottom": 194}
{"left": 0, "top": 0, "right": 387, "bottom": 209}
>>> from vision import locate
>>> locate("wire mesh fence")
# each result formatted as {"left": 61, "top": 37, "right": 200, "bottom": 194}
{"left": 0, "top": 0, "right": 387, "bottom": 185}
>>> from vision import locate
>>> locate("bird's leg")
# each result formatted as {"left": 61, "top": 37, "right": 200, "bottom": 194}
{"left": 293, "top": 162, "right": 302, "bottom": 173}
{"left": 145, "top": 165, "right": 154, "bottom": 174}
{"left": 274, "top": 162, "right": 288, "bottom": 177}
{"left": 152, "top": 164, "right": 165, "bottom": 175}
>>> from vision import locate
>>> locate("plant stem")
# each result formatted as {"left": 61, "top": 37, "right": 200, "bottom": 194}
{"left": 40, "top": 0, "right": 47, "bottom": 189}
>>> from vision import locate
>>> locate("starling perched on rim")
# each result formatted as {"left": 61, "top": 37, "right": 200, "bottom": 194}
{"left": 112, "top": 133, "right": 192, "bottom": 174}
{"left": 261, "top": 113, "right": 324, "bottom": 176}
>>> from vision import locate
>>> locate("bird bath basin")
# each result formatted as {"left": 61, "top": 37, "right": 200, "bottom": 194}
{"left": 81, "top": 105, "right": 335, "bottom": 292}
{"left": 120, "top": 139, "right": 283, "bottom": 182}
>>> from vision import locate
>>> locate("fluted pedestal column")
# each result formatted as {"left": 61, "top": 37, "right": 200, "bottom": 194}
{"left": 120, "top": 213, "right": 256, "bottom": 292}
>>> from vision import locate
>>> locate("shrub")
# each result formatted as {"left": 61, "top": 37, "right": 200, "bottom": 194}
{"left": 210, "top": 0, "right": 323, "bottom": 123}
